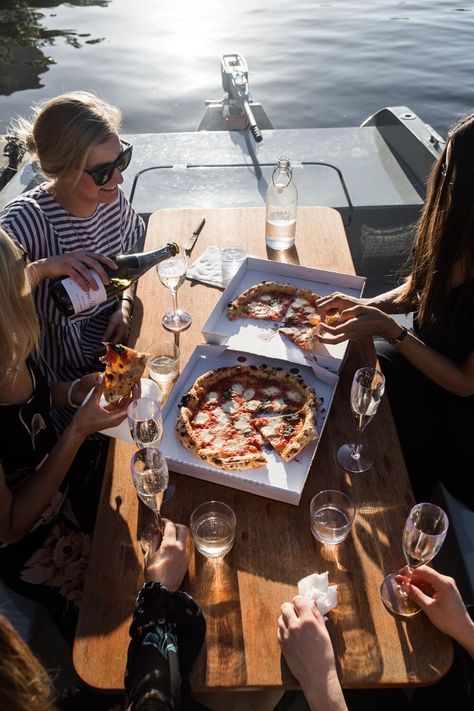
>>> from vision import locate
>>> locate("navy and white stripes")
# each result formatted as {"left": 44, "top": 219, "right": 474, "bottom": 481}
{"left": 0, "top": 184, "right": 144, "bottom": 430}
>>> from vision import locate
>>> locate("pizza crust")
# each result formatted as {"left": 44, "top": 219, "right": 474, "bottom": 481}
{"left": 176, "top": 364, "right": 320, "bottom": 470}
{"left": 100, "top": 342, "right": 149, "bottom": 404}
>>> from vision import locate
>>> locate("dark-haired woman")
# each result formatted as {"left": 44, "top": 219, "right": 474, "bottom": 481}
{"left": 0, "top": 91, "right": 144, "bottom": 432}
{"left": 315, "top": 113, "right": 474, "bottom": 508}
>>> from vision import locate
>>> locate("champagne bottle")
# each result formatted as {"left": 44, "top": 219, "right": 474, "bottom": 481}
{"left": 49, "top": 242, "right": 179, "bottom": 316}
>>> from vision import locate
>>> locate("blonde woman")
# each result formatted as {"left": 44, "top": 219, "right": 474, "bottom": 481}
{"left": 0, "top": 229, "right": 131, "bottom": 643}
{"left": 0, "top": 91, "right": 144, "bottom": 431}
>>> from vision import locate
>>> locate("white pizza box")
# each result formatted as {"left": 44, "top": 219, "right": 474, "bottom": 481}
{"left": 160, "top": 343, "right": 338, "bottom": 505}
{"left": 201, "top": 257, "right": 365, "bottom": 373}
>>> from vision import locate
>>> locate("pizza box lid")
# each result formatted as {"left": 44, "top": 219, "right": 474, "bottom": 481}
{"left": 201, "top": 256, "right": 365, "bottom": 374}
{"left": 160, "top": 343, "right": 338, "bottom": 505}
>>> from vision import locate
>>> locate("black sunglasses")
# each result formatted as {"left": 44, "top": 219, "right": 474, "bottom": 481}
{"left": 84, "top": 139, "right": 133, "bottom": 186}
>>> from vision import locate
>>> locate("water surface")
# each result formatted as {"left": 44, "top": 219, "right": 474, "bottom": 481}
{"left": 1, "top": 0, "right": 473, "bottom": 136}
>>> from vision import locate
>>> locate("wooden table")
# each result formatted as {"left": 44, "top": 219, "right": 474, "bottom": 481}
{"left": 73, "top": 207, "right": 452, "bottom": 692}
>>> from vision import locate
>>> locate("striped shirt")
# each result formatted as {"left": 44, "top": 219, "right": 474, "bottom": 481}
{"left": 0, "top": 184, "right": 144, "bottom": 430}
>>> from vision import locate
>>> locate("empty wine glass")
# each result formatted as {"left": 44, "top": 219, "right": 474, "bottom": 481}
{"left": 128, "top": 398, "right": 163, "bottom": 448}
{"left": 337, "top": 367, "right": 385, "bottom": 473}
{"left": 130, "top": 447, "right": 169, "bottom": 551}
{"left": 380, "top": 502, "right": 449, "bottom": 617}
{"left": 157, "top": 252, "right": 192, "bottom": 331}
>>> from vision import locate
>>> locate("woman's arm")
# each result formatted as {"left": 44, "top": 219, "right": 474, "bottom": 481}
{"left": 316, "top": 280, "right": 416, "bottom": 318}
{"left": 0, "top": 377, "right": 129, "bottom": 543}
{"left": 125, "top": 521, "right": 206, "bottom": 711}
{"left": 27, "top": 250, "right": 117, "bottom": 291}
{"left": 318, "top": 306, "right": 474, "bottom": 396}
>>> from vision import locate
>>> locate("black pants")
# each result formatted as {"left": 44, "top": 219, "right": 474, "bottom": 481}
{"left": 375, "top": 339, "right": 474, "bottom": 509}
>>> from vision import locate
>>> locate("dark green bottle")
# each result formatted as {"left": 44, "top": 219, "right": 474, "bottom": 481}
{"left": 49, "top": 242, "right": 179, "bottom": 316}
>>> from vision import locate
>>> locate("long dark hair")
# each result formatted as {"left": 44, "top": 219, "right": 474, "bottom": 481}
{"left": 400, "top": 111, "right": 474, "bottom": 334}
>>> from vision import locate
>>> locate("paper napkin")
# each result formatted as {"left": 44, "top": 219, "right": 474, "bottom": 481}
{"left": 298, "top": 571, "right": 338, "bottom": 618}
{"left": 187, "top": 246, "right": 225, "bottom": 288}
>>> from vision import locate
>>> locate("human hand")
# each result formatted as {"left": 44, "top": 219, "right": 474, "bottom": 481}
{"left": 395, "top": 566, "right": 474, "bottom": 654}
{"left": 69, "top": 373, "right": 130, "bottom": 436}
{"left": 317, "top": 304, "right": 399, "bottom": 344}
{"left": 103, "top": 307, "right": 130, "bottom": 343}
{"left": 278, "top": 596, "right": 346, "bottom": 710}
{"left": 144, "top": 520, "right": 190, "bottom": 591}
{"left": 33, "top": 250, "right": 117, "bottom": 291}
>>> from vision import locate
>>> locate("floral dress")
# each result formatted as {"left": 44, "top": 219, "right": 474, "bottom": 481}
{"left": 0, "top": 360, "right": 106, "bottom": 644}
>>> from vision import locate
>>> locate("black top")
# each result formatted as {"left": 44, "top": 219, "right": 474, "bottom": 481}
{"left": 414, "top": 279, "right": 474, "bottom": 364}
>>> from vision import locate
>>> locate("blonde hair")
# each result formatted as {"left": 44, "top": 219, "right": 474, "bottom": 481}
{"left": 9, "top": 91, "right": 122, "bottom": 181}
{"left": 0, "top": 614, "right": 57, "bottom": 711}
{"left": 0, "top": 228, "right": 40, "bottom": 372}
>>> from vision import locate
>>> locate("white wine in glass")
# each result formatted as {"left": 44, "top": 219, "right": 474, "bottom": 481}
{"left": 130, "top": 447, "right": 169, "bottom": 551}
{"left": 128, "top": 398, "right": 163, "bottom": 448}
{"left": 157, "top": 253, "right": 192, "bottom": 332}
{"left": 337, "top": 367, "right": 385, "bottom": 473}
{"left": 380, "top": 502, "right": 449, "bottom": 617}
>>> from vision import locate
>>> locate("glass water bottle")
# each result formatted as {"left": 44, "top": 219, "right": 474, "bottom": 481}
{"left": 265, "top": 156, "right": 298, "bottom": 250}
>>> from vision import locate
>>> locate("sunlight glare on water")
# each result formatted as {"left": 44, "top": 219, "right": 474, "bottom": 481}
{"left": 0, "top": 0, "right": 473, "bottom": 135}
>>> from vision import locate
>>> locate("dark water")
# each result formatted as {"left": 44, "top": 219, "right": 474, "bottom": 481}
{"left": 1, "top": 0, "right": 473, "bottom": 136}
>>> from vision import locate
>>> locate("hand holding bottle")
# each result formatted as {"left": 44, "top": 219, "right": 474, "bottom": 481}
{"left": 29, "top": 250, "right": 117, "bottom": 290}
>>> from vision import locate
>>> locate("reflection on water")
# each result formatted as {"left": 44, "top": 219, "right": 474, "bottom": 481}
{"left": 0, "top": 1, "right": 473, "bottom": 135}
{"left": 0, "top": 0, "right": 108, "bottom": 95}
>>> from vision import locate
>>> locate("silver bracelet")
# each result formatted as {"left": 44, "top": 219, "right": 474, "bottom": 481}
{"left": 67, "top": 378, "right": 81, "bottom": 409}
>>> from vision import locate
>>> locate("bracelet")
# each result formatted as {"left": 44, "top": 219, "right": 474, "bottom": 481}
{"left": 120, "top": 295, "right": 134, "bottom": 307}
{"left": 388, "top": 326, "right": 409, "bottom": 349}
{"left": 67, "top": 378, "right": 81, "bottom": 409}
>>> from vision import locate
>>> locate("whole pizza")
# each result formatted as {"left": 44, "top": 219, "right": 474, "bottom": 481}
{"left": 176, "top": 364, "right": 319, "bottom": 471}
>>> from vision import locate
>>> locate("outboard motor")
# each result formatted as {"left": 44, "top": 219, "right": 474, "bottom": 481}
{"left": 220, "top": 54, "right": 262, "bottom": 142}
{"left": 198, "top": 53, "right": 272, "bottom": 140}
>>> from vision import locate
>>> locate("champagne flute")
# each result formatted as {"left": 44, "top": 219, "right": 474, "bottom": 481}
{"left": 380, "top": 503, "right": 449, "bottom": 617}
{"left": 130, "top": 447, "right": 169, "bottom": 551}
{"left": 337, "top": 367, "right": 385, "bottom": 473}
{"left": 157, "top": 252, "right": 192, "bottom": 331}
{"left": 128, "top": 398, "right": 163, "bottom": 448}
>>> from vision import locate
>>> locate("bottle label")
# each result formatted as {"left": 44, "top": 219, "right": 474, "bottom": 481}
{"left": 61, "top": 270, "right": 107, "bottom": 315}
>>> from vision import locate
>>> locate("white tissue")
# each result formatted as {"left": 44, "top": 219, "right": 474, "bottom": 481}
{"left": 298, "top": 571, "right": 338, "bottom": 618}
{"left": 186, "top": 246, "right": 225, "bottom": 288}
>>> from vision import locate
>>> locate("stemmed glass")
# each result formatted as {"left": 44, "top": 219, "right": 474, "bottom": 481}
{"left": 157, "top": 252, "right": 192, "bottom": 331}
{"left": 130, "top": 447, "right": 169, "bottom": 551}
{"left": 380, "top": 502, "right": 449, "bottom": 617}
{"left": 127, "top": 398, "right": 163, "bottom": 448}
{"left": 337, "top": 367, "right": 385, "bottom": 473}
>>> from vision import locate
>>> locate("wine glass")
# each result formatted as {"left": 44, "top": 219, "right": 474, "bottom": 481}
{"left": 337, "top": 367, "right": 385, "bottom": 473}
{"left": 130, "top": 447, "right": 169, "bottom": 551}
{"left": 127, "top": 398, "right": 163, "bottom": 448}
{"left": 380, "top": 502, "right": 449, "bottom": 617}
{"left": 157, "top": 252, "right": 192, "bottom": 331}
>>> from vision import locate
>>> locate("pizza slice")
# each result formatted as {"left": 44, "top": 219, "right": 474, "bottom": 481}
{"left": 100, "top": 342, "right": 149, "bottom": 404}
{"left": 279, "top": 324, "right": 320, "bottom": 351}
{"left": 252, "top": 405, "right": 318, "bottom": 462}
{"left": 226, "top": 281, "right": 297, "bottom": 321}
{"left": 282, "top": 288, "right": 321, "bottom": 325}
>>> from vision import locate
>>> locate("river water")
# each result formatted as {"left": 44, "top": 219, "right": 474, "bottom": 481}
{"left": 0, "top": 0, "right": 473, "bottom": 136}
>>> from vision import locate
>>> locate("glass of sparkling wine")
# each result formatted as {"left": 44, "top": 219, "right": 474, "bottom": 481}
{"left": 337, "top": 366, "right": 385, "bottom": 474}
{"left": 130, "top": 447, "right": 169, "bottom": 551}
{"left": 380, "top": 502, "right": 449, "bottom": 617}
{"left": 128, "top": 398, "right": 163, "bottom": 448}
{"left": 190, "top": 501, "right": 236, "bottom": 558}
{"left": 157, "top": 252, "right": 192, "bottom": 332}
{"left": 310, "top": 490, "right": 356, "bottom": 545}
